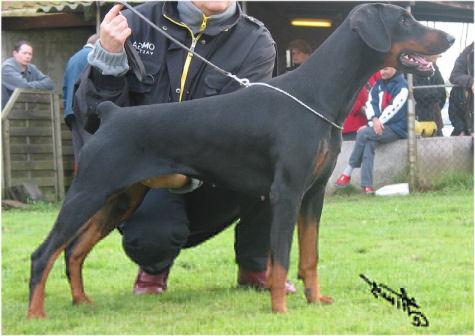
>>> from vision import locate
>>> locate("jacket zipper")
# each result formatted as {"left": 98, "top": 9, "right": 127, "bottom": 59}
{"left": 164, "top": 14, "right": 208, "bottom": 102}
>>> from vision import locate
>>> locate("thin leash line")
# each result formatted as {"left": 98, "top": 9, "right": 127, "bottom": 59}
{"left": 119, "top": 1, "right": 234, "bottom": 80}
{"left": 119, "top": 1, "right": 342, "bottom": 130}
{"left": 247, "top": 82, "right": 343, "bottom": 129}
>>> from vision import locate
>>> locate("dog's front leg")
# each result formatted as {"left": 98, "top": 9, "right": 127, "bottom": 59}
{"left": 267, "top": 180, "right": 301, "bottom": 313}
{"left": 268, "top": 258, "right": 288, "bottom": 313}
{"left": 298, "top": 188, "right": 333, "bottom": 305}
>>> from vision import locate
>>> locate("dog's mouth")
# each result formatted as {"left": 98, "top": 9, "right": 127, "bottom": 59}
{"left": 399, "top": 52, "right": 434, "bottom": 75}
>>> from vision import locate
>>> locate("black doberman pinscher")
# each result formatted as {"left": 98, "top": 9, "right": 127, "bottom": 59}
{"left": 28, "top": 3, "right": 454, "bottom": 318}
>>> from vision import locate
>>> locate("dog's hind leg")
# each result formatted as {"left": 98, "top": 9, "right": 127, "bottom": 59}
{"left": 28, "top": 184, "right": 146, "bottom": 319}
{"left": 28, "top": 195, "right": 98, "bottom": 319}
{"left": 64, "top": 183, "right": 148, "bottom": 305}
{"left": 297, "top": 186, "right": 333, "bottom": 305}
{"left": 28, "top": 238, "right": 67, "bottom": 319}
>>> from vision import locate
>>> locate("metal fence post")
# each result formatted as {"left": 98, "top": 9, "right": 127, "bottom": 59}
{"left": 407, "top": 74, "right": 417, "bottom": 191}
{"left": 406, "top": 3, "right": 417, "bottom": 192}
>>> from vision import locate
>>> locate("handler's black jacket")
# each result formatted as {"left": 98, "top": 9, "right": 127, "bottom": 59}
{"left": 74, "top": 1, "right": 276, "bottom": 131}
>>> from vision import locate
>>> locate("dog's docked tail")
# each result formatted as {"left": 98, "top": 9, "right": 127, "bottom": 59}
{"left": 85, "top": 101, "right": 119, "bottom": 134}
{"left": 97, "top": 101, "right": 118, "bottom": 121}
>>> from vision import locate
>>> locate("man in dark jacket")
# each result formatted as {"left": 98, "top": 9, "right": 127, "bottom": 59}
{"left": 413, "top": 55, "right": 446, "bottom": 136}
{"left": 74, "top": 1, "right": 295, "bottom": 295}
{"left": 449, "top": 42, "right": 474, "bottom": 136}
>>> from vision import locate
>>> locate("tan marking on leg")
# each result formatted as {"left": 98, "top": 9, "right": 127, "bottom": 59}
{"left": 297, "top": 215, "right": 333, "bottom": 305}
{"left": 68, "top": 218, "right": 101, "bottom": 305}
{"left": 265, "top": 253, "right": 272, "bottom": 287}
{"left": 268, "top": 261, "right": 287, "bottom": 313}
{"left": 298, "top": 214, "right": 318, "bottom": 302}
{"left": 27, "top": 244, "right": 66, "bottom": 319}
{"left": 68, "top": 184, "right": 147, "bottom": 305}
{"left": 141, "top": 174, "right": 188, "bottom": 189}
{"left": 118, "top": 184, "right": 149, "bottom": 221}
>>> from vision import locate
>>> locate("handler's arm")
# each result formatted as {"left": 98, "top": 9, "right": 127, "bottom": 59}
{"left": 73, "top": 4, "right": 132, "bottom": 133}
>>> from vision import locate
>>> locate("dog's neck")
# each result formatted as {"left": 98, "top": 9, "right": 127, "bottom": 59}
{"left": 286, "top": 19, "right": 384, "bottom": 127}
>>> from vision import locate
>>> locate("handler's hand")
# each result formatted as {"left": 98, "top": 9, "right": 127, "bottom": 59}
{"left": 372, "top": 117, "right": 384, "bottom": 136}
{"left": 100, "top": 4, "right": 131, "bottom": 53}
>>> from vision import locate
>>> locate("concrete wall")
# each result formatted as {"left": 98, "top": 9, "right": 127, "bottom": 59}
{"left": 2, "top": 27, "right": 95, "bottom": 96}
{"left": 326, "top": 136, "right": 473, "bottom": 194}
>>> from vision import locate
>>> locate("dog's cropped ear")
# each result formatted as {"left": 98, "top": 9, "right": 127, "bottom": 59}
{"left": 349, "top": 4, "right": 390, "bottom": 53}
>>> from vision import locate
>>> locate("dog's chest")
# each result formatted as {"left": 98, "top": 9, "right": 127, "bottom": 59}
{"left": 312, "top": 139, "right": 330, "bottom": 177}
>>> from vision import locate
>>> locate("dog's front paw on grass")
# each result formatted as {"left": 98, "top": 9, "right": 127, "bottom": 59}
{"left": 27, "top": 309, "right": 46, "bottom": 320}
{"left": 305, "top": 290, "right": 334, "bottom": 305}
{"left": 316, "top": 295, "right": 333, "bottom": 305}
{"left": 72, "top": 295, "right": 94, "bottom": 305}
{"left": 304, "top": 288, "right": 334, "bottom": 305}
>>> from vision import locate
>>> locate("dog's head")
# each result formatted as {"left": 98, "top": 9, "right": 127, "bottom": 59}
{"left": 350, "top": 3, "right": 454, "bottom": 76}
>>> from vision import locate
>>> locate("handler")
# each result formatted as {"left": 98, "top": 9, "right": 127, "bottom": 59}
{"left": 74, "top": 1, "right": 295, "bottom": 295}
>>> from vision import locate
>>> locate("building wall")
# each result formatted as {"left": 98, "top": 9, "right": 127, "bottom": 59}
{"left": 2, "top": 27, "right": 96, "bottom": 97}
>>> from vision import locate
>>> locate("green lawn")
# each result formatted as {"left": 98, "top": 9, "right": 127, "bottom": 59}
{"left": 2, "top": 190, "right": 473, "bottom": 334}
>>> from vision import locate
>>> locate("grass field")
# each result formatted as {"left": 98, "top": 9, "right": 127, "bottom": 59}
{"left": 2, "top": 189, "right": 473, "bottom": 334}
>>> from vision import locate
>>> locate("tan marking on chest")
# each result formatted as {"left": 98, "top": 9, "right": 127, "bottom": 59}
{"left": 313, "top": 140, "right": 329, "bottom": 177}
{"left": 141, "top": 174, "right": 188, "bottom": 189}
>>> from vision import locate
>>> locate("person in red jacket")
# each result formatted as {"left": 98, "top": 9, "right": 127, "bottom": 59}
{"left": 342, "top": 72, "right": 381, "bottom": 140}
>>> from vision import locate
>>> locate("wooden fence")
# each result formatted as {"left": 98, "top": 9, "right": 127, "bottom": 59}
{"left": 2, "top": 88, "right": 74, "bottom": 202}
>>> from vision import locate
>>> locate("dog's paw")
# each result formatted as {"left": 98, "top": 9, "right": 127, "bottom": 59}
{"left": 72, "top": 295, "right": 94, "bottom": 305}
{"left": 27, "top": 309, "right": 46, "bottom": 319}
{"left": 305, "top": 288, "right": 334, "bottom": 305}
{"left": 316, "top": 295, "right": 333, "bottom": 305}
{"left": 271, "top": 305, "right": 288, "bottom": 313}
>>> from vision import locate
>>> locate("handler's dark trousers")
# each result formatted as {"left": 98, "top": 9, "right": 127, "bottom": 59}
{"left": 120, "top": 184, "right": 271, "bottom": 274}
{"left": 349, "top": 126, "right": 400, "bottom": 187}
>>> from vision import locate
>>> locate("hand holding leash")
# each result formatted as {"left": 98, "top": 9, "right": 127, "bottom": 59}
{"left": 100, "top": 4, "right": 131, "bottom": 53}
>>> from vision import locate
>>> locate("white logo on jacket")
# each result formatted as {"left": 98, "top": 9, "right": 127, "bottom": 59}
{"left": 133, "top": 41, "right": 156, "bottom": 55}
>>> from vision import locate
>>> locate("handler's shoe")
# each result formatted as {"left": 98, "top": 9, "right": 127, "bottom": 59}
{"left": 237, "top": 268, "right": 296, "bottom": 294}
{"left": 335, "top": 174, "right": 351, "bottom": 188}
{"left": 362, "top": 186, "right": 375, "bottom": 194}
{"left": 133, "top": 268, "right": 169, "bottom": 295}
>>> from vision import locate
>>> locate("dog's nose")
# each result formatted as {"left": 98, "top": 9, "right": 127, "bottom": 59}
{"left": 446, "top": 34, "right": 455, "bottom": 45}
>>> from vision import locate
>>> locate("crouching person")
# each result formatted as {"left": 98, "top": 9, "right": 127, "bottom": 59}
{"left": 74, "top": 1, "right": 296, "bottom": 296}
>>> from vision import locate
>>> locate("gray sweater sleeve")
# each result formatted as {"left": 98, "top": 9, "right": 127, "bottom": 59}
{"left": 2, "top": 63, "right": 54, "bottom": 91}
{"left": 87, "top": 40, "right": 129, "bottom": 76}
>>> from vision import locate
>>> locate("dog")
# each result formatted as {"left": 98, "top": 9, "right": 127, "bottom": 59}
{"left": 27, "top": 3, "right": 454, "bottom": 318}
